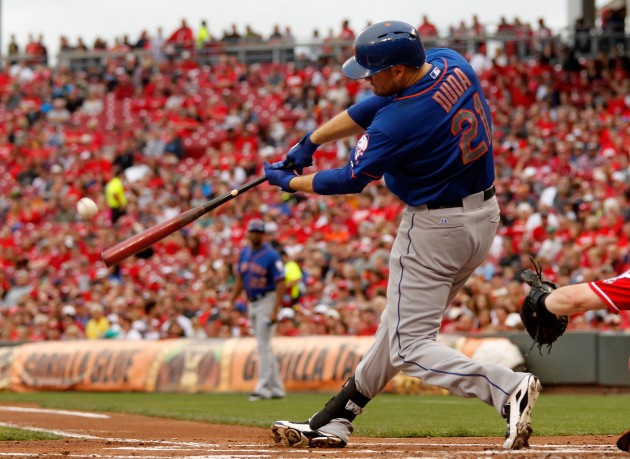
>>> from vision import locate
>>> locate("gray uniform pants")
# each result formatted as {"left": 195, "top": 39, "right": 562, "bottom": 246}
{"left": 320, "top": 193, "right": 530, "bottom": 441}
{"left": 249, "top": 292, "right": 285, "bottom": 398}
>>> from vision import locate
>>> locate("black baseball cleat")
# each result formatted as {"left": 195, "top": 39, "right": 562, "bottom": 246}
{"left": 503, "top": 375, "right": 542, "bottom": 450}
{"left": 271, "top": 420, "right": 346, "bottom": 448}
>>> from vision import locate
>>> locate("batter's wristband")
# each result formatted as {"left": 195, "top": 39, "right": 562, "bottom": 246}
{"left": 303, "top": 132, "right": 320, "bottom": 152}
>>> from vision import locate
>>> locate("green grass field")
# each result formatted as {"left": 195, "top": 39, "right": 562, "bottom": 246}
{"left": 1, "top": 390, "right": 629, "bottom": 438}
{"left": 0, "top": 426, "right": 59, "bottom": 441}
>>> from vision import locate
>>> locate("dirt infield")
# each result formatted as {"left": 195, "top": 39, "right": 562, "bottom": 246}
{"left": 0, "top": 403, "right": 626, "bottom": 458}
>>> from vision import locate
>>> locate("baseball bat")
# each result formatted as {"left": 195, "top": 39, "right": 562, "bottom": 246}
{"left": 101, "top": 175, "right": 268, "bottom": 267}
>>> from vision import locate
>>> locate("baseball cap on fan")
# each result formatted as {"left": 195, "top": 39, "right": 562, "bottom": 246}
{"left": 61, "top": 305, "right": 76, "bottom": 316}
{"left": 247, "top": 219, "right": 265, "bottom": 233}
{"left": 277, "top": 307, "right": 296, "bottom": 321}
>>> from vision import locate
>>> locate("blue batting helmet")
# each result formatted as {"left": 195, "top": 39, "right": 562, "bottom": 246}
{"left": 342, "top": 20, "right": 426, "bottom": 79}
{"left": 247, "top": 219, "right": 265, "bottom": 233}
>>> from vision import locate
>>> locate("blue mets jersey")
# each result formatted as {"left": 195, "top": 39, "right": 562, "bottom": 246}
{"left": 237, "top": 243, "right": 285, "bottom": 299}
{"left": 313, "top": 48, "right": 494, "bottom": 206}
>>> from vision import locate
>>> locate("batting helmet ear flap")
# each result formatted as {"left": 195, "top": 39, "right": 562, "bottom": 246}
{"left": 342, "top": 20, "right": 426, "bottom": 79}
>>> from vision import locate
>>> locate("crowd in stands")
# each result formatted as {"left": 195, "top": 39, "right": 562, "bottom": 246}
{"left": 6, "top": 10, "right": 627, "bottom": 67}
{"left": 0, "top": 12, "right": 629, "bottom": 344}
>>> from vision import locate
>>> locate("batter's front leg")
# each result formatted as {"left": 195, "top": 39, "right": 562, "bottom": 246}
{"left": 300, "top": 310, "right": 398, "bottom": 444}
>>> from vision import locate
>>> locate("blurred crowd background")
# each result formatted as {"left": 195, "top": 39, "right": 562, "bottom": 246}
{"left": 1, "top": 10, "right": 629, "bottom": 343}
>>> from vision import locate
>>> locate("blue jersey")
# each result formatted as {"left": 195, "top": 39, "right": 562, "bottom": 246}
{"left": 313, "top": 48, "right": 494, "bottom": 206}
{"left": 237, "top": 243, "right": 285, "bottom": 299}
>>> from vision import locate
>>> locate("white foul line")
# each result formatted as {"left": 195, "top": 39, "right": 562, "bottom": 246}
{"left": 0, "top": 415, "right": 620, "bottom": 458}
{"left": 0, "top": 406, "right": 109, "bottom": 418}
{"left": 0, "top": 422, "right": 105, "bottom": 440}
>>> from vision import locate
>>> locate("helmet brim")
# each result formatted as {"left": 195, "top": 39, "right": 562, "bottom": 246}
{"left": 342, "top": 57, "right": 376, "bottom": 79}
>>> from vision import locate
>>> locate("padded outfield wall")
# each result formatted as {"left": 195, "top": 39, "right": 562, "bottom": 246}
{"left": 0, "top": 333, "right": 627, "bottom": 393}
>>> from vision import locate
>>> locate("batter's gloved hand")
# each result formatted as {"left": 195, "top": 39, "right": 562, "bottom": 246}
{"left": 520, "top": 256, "right": 568, "bottom": 354}
{"left": 264, "top": 161, "right": 296, "bottom": 193}
{"left": 282, "top": 132, "right": 320, "bottom": 174}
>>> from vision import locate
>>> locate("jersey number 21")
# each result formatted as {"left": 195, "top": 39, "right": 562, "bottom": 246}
{"left": 451, "top": 92, "right": 492, "bottom": 164}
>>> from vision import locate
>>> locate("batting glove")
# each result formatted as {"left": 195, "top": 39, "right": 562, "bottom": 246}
{"left": 283, "top": 132, "right": 320, "bottom": 174}
{"left": 264, "top": 161, "right": 297, "bottom": 192}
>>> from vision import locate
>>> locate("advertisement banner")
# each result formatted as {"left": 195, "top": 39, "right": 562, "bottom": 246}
{"left": 0, "top": 346, "right": 15, "bottom": 391}
{"left": 6, "top": 335, "right": 520, "bottom": 394}
{"left": 11, "top": 340, "right": 173, "bottom": 392}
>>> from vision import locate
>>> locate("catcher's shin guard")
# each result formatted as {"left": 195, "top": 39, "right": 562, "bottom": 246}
{"left": 309, "top": 376, "right": 371, "bottom": 429}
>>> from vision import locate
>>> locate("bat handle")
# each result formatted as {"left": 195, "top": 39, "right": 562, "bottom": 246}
{"left": 239, "top": 175, "right": 268, "bottom": 193}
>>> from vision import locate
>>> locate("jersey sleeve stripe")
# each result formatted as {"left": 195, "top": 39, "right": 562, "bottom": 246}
{"left": 357, "top": 171, "right": 382, "bottom": 179}
{"left": 588, "top": 281, "right": 620, "bottom": 312}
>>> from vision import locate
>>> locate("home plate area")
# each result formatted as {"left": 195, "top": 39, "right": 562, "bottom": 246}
{"left": 0, "top": 405, "right": 624, "bottom": 458}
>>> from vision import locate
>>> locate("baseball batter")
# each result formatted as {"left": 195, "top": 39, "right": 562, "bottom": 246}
{"left": 265, "top": 21, "right": 540, "bottom": 450}
{"left": 229, "top": 219, "right": 286, "bottom": 401}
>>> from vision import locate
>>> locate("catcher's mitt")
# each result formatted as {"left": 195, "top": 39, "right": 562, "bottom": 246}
{"left": 520, "top": 257, "right": 568, "bottom": 353}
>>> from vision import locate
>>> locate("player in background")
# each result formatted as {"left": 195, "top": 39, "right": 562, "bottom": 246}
{"left": 229, "top": 219, "right": 286, "bottom": 401}
{"left": 264, "top": 20, "right": 540, "bottom": 450}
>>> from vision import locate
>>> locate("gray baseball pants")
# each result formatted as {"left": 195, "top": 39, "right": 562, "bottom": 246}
{"left": 249, "top": 292, "right": 285, "bottom": 398}
{"left": 319, "top": 192, "right": 531, "bottom": 442}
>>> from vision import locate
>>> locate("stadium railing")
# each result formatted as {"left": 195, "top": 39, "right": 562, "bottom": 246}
{"left": 3, "top": 29, "right": 629, "bottom": 73}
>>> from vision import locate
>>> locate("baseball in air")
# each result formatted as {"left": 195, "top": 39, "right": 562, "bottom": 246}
{"left": 77, "top": 197, "right": 98, "bottom": 218}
